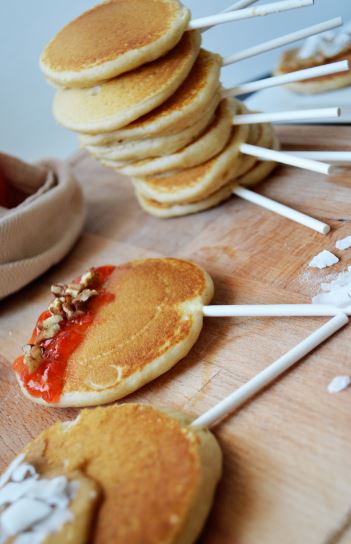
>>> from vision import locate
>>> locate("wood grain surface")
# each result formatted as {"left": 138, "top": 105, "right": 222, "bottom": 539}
{"left": 1, "top": 125, "right": 351, "bottom": 544}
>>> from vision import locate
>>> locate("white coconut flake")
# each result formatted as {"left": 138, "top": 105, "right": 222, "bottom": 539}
{"left": 0, "top": 462, "right": 79, "bottom": 543}
{"left": 309, "top": 250, "right": 339, "bottom": 270}
{"left": 0, "top": 454, "right": 25, "bottom": 488}
{"left": 336, "top": 235, "right": 351, "bottom": 251}
{"left": 327, "top": 375, "right": 351, "bottom": 394}
{"left": 298, "top": 20, "right": 351, "bottom": 60}
{"left": 312, "top": 266, "right": 351, "bottom": 309}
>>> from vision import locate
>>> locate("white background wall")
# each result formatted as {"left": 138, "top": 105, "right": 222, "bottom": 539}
{"left": 0, "top": 0, "right": 350, "bottom": 161}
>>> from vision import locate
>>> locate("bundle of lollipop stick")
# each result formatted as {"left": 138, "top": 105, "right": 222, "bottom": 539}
{"left": 41, "top": 0, "right": 350, "bottom": 234}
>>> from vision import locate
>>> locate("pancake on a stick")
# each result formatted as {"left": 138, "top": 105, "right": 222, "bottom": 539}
{"left": 40, "top": 0, "right": 190, "bottom": 88}
{"left": 79, "top": 49, "right": 223, "bottom": 144}
{"left": 275, "top": 23, "right": 351, "bottom": 93}
{"left": 113, "top": 97, "right": 235, "bottom": 176}
{"left": 13, "top": 258, "right": 213, "bottom": 407}
{"left": 84, "top": 94, "right": 220, "bottom": 162}
{"left": 133, "top": 122, "right": 251, "bottom": 205}
{"left": 53, "top": 31, "right": 201, "bottom": 134}
{"left": 0, "top": 404, "right": 222, "bottom": 544}
{"left": 135, "top": 123, "right": 278, "bottom": 217}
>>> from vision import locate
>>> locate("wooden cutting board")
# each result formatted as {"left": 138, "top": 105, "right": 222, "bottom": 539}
{"left": 1, "top": 125, "right": 351, "bottom": 544}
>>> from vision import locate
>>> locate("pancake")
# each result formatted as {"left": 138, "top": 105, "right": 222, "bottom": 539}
{"left": 40, "top": 0, "right": 190, "bottom": 88}
{"left": 79, "top": 49, "right": 223, "bottom": 142}
{"left": 135, "top": 122, "right": 278, "bottom": 218}
{"left": 275, "top": 47, "right": 351, "bottom": 94}
{"left": 3, "top": 404, "right": 222, "bottom": 544}
{"left": 13, "top": 258, "right": 213, "bottom": 408}
{"left": 117, "top": 98, "right": 235, "bottom": 177}
{"left": 136, "top": 181, "right": 235, "bottom": 218}
{"left": 83, "top": 95, "right": 219, "bottom": 162}
{"left": 53, "top": 31, "right": 201, "bottom": 134}
{"left": 134, "top": 121, "right": 250, "bottom": 204}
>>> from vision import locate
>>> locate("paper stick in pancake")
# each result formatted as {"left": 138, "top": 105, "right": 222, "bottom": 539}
{"left": 203, "top": 304, "right": 351, "bottom": 318}
{"left": 12, "top": 258, "right": 214, "bottom": 408}
{"left": 0, "top": 404, "right": 222, "bottom": 544}
{"left": 192, "top": 313, "right": 348, "bottom": 428}
{"left": 189, "top": 0, "right": 313, "bottom": 30}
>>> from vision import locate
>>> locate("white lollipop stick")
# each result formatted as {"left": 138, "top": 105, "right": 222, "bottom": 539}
{"left": 203, "top": 304, "right": 350, "bottom": 317}
{"left": 233, "top": 107, "right": 341, "bottom": 125}
{"left": 202, "top": 0, "right": 258, "bottom": 33}
{"left": 188, "top": 0, "right": 313, "bottom": 31}
{"left": 239, "top": 143, "right": 333, "bottom": 175}
{"left": 284, "top": 151, "right": 351, "bottom": 162}
{"left": 191, "top": 313, "right": 349, "bottom": 428}
{"left": 222, "top": 0, "right": 258, "bottom": 11}
{"left": 233, "top": 185, "right": 330, "bottom": 234}
{"left": 222, "top": 17, "right": 342, "bottom": 65}
{"left": 225, "top": 60, "right": 349, "bottom": 96}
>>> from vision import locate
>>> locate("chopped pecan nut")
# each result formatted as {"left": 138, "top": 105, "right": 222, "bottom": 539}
{"left": 51, "top": 283, "right": 66, "bottom": 296}
{"left": 48, "top": 297, "right": 64, "bottom": 316}
{"left": 38, "top": 314, "right": 63, "bottom": 340}
{"left": 74, "top": 288, "right": 98, "bottom": 303}
{"left": 23, "top": 344, "right": 43, "bottom": 373}
{"left": 80, "top": 269, "right": 97, "bottom": 288}
{"left": 62, "top": 301, "right": 75, "bottom": 320}
{"left": 65, "top": 283, "right": 81, "bottom": 297}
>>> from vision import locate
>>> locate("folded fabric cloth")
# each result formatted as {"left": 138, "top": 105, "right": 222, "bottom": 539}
{"left": 0, "top": 154, "right": 85, "bottom": 299}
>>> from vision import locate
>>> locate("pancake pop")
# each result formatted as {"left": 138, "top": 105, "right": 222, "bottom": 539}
{"left": 275, "top": 21, "right": 351, "bottom": 93}
{"left": 3, "top": 313, "right": 347, "bottom": 543}
{"left": 12, "top": 259, "right": 213, "bottom": 407}
{"left": 0, "top": 404, "right": 221, "bottom": 544}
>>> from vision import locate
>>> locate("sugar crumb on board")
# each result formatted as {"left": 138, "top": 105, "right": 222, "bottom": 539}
{"left": 327, "top": 376, "right": 351, "bottom": 394}
{"left": 309, "top": 250, "right": 339, "bottom": 270}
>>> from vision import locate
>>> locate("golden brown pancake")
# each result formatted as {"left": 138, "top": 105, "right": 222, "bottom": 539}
{"left": 134, "top": 122, "right": 268, "bottom": 218}
{"left": 4, "top": 403, "right": 222, "bottom": 544}
{"left": 275, "top": 47, "right": 351, "bottom": 94}
{"left": 117, "top": 97, "right": 235, "bottom": 177}
{"left": 133, "top": 121, "right": 250, "bottom": 205}
{"left": 136, "top": 181, "right": 235, "bottom": 218}
{"left": 83, "top": 95, "right": 219, "bottom": 162}
{"left": 40, "top": 0, "right": 190, "bottom": 88}
{"left": 13, "top": 258, "right": 213, "bottom": 407}
{"left": 79, "top": 49, "right": 223, "bottom": 143}
{"left": 53, "top": 31, "right": 201, "bottom": 134}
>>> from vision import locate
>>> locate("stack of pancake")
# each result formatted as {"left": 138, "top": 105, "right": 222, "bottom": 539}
{"left": 41, "top": 0, "right": 278, "bottom": 218}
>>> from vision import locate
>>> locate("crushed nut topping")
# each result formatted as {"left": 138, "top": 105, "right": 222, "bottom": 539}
{"left": 49, "top": 268, "right": 98, "bottom": 322}
{"left": 22, "top": 344, "right": 43, "bottom": 373}
{"left": 22, "top": 268, "right": 99, "bottom": 374}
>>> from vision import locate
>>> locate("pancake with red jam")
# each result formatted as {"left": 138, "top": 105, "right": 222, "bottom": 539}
{"left": 13, "top": 258, "right": 213, "bottom": 407}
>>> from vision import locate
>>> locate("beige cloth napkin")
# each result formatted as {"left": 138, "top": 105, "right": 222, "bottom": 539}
{"left": 0, "top": 155, "right": 85, "bottom": 299}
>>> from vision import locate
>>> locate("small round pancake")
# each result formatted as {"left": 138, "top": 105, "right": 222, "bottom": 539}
{"left": 134, "top": 122, "right": 250, "bottom": 204}
{"left": 136, "top": 181, "right": 235, "bottom": 218}
{"left": 83, "top": 96, "right": 218, "bottom": 162}
{"left": 79, "top": 49, "right": 223, "bottom": 142}
{"left": 16, "top": 403, "right": 222, "bottom": 544}
{"left": 275, "top": 47, "right": 351, "bottom": 94}
{"left": 40, "top": 0, "right": 190, "bottom": 88}
{"left": 53, "top": 31, "right": 201, "bottom": 134}
{"left": 14, "top": 258, "right": 213, "bottom": 408}
{"left": 135, "top": 123, "right": 277, "bottom": 218}
{"left": 117, "top": 98, "right": 235, "bottom": 177}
